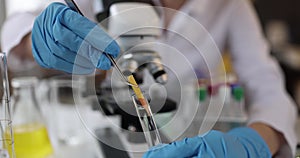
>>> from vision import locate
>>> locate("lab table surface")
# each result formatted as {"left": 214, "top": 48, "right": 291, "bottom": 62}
{"left": 43, "top": 99, "right": 153, "bottom": 158}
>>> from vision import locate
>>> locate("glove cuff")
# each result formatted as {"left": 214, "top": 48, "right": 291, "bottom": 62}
{"left": 228, "top": 127, "right": 271, "bottom": 158}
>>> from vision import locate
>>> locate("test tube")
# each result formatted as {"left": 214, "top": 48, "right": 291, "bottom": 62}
{"left": 127, "top": 75, "right": 162, "bottom": 147}
{"left": 131, "top": 94, "right": 162, "bottom": 147}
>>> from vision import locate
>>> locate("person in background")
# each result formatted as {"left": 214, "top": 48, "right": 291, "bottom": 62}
{"left": 1, "top": 0, "right": 297, "bottom": 157}
{"left": 254, "top": 0, "right": 300, "bottom": 114}
{"left": 0, "top": 0, "right": 107, "bottom": 83}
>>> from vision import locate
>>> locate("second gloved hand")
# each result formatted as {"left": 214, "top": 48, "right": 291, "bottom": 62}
{"left": 143, "top": 127, "right": 271, "bottom": 158}
{"left": 32, "top": 2, "right": 120, "bottom": 74}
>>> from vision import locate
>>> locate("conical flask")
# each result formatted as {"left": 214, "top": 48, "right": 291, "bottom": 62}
{"left": 11, "top": 77, "right": 53, "bottom": 158}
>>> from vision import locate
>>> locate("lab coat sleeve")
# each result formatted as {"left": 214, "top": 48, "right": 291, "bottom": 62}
{"left": 227, "top": 0, "right": 297, "bottom": 156}
{"left": 0, "top": 0, "right": 61, "bottom": 53}
{"left": 0, "top": 12, "right": 37, "bottom": 53}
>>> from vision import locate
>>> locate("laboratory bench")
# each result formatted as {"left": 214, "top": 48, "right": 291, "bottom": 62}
{"left": 35, "top": 79, "right": 300, "bottom": 158}
{"left": 49, "top": 109, "right": 300, "bottom": 158}
{"left": 32, "top": 77, "right": 177, "bottom": 158}
{"left": 42, "top": 95, "right": 170, "bottom": 158}
{"left": 47, "top": 115, "right": 152, "bottom": 158}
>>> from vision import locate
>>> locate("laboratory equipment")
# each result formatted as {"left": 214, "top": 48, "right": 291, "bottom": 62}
{"left": 49, "top": 76, "right": 86, "bottom": 147}
{"left": 48, "top": 75, "right": 105, "bottom": 158}
{"left": 66, "top": 0, "right": 171, "bottom": 146}
{"left": 95, "top": 85, "right": 176, "bottom": 142}
{"left": 95, "top": 128, "right": 130, "bottom": 158}
{"left": 91, "top": 3, "right": 177, "bottom": 149}
{"left": 230, "top": 84, "right": 247, "bottom": 119}
{"left": 183, "top": 83, "right": 208, "bottom": 137}
{"left": 0, "top": 52, "right": 15, "bottom": 158}
{"left": 106, "top": 1, "right": 175, "bottom": 134}
{"left": 132, "top": 95, "right": 162, "bottom": 147}
{"left": 216, "top": 83, "right": 247, "bottom": 122}
{"left": 202, "top": 81, "right": 247, "bottom": 132}
{"left": 128, "top": 75, "right": 162, "bottom": 147}
{"left": 11, "top": 77, "right": 53, "bottom": 158}
{"left": 108, "top": 2, "right": 168, "bottom": 84}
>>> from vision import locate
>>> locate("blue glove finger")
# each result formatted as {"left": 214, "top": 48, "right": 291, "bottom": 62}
{"left": 227, "top": 127, "right": 271, "bottom": 158}
{"left": 143, "top": 137, "right": 203, "bottom": 158}
{"left": 103, "top": 39, "right": 120, "bottom": 58}
{"left": 53, "top": 18, "right": 115, "bottom": 70}
{"left": 197, "top": 128, "right": 271, "bottom": 158}
{"left": 50, "top": 54, "right": 95, "bottom": 74}
{"left": 78, "top": 41, "right": 111, "bottom": 70}
{"left": 53, "top": 24, "right": 112, "bottom": 70}
{"left": 32, "top": 2, "right": 120, "bottom": 72}
{"left": 32, "top": 24, "right": 95, "bottom": 72}
{"left": 46, "top": 3, "right": 104, "bottom": 67}
{"left": 59, "top": 10, "right": 120, "bottom": 57}
{"left": 198, "top": 130, "right": 247, "bottom": 158}
{"left": 32, "top": 29, "right": 95, "bottom": 74}
{"left": 32, "top": 34, "right": 95, "bottom": 74}
{"left": 53, "top": 24, "right": 100, "bottom": 66}
{"left": 143, "top": 128, "right": 271, "bottom": 158}
{"left": 33, "top": 45, "right": 95, "bottom": 74}
{"left": 32, "top": 31, "right": 49, "bottom": 68}
{"left": 96, "top": 53, "right": 111, "bottom": 70}
{"left": 55, "top": 3, "right": 120, "bottom": 59}
{"left": 51, "top": 42, "right": 95, "bottom": 69}
{"left": 52, "top": 17, "right": 83, "bottom": 53}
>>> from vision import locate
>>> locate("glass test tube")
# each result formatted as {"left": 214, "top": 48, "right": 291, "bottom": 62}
{"left": 0, "top": 52, "right": 15, "bottom": 158}
{"left": 132, "top": 94, "right": 162, "bottom": 147}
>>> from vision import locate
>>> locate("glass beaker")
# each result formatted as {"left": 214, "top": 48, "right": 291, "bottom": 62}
{"left": 0, "top": 52, "right": 15, "bottom": 158}
{"left": 131, "top": 94, "right": 162, "bottom": 147}
{"left": 48, "top": 75, "right": 87, "bottom": 148}
{"left": 11, "top": 77, "right": 53, "bottom": 158}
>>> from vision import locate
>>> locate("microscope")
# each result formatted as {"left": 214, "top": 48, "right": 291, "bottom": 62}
{"left": 90, "top": 3, "right": 177, "bottom": 157}
{"left": 95, "top": 2, "right": 176, "bottom": 134}
{"left": 108, "top": 2, "right": 167, "bottom": 84}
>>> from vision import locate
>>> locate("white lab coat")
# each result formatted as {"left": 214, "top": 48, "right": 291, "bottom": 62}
{"left": 153, "top": 0, "right": 297, "bottom": 157}
{"left": 0, "top": 0, "right": 297, "bottom": 157}
{"left": 154, "top": 0, "right": 297, "bottom": 157}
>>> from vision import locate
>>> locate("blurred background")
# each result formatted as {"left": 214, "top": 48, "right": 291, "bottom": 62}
{"left": 1, "top": 0, "right": 300, "bottom": 110}
{"left": 253, "top": 1, "right": 300, "bottom": 154}
{"left": 0, "top": 0, "right": 5, "bottom": 50}
{"left": 0, "top": 0, "right": 299, "bottom": 157}
{"left": 254, "top": 0, "right": 300, "bottom": 113}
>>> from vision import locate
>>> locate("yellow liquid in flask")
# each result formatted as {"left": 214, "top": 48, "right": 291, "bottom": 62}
{"left": 8, "top": 123, "right": 53, "bottom": 158}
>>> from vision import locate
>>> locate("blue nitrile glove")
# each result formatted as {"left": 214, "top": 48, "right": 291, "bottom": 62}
{"left": 143, "top": 127, "right": 271, "bottom": 158}
{"left": 32, "top": 2, "right": 120, "bottom": 74}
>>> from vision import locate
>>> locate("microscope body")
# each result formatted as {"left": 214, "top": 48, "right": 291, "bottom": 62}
{"left": 108, "top": 2, "right": 167, "bottom": 84}
{"left": 94, "top": 2, "right": 176, "bottom": 139}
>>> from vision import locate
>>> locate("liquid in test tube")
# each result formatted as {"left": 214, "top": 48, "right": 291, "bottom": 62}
{"left": 128, "top": 75, "right": 162, "bottom": 147}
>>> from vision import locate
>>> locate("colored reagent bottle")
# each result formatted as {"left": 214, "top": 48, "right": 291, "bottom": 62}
{"left": 10, "top": 77, "right": 53, "bottom": 158}
{"left": 231, "top": 85, "right": 247, "bottom": 121}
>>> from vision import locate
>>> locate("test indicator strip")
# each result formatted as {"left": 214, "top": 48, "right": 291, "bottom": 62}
{"left": 127, "top": 75, "right": 151, "bottom": 115}
{"left": 127, "top": 75, "right": 162, "bottom": 147}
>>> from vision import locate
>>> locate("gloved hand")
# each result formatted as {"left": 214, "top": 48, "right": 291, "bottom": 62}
{"left": 32, "top": 2, "right": 120, "bottom": 74}
{"left": 143, "top": 127, "right": 271, "bottom": 158}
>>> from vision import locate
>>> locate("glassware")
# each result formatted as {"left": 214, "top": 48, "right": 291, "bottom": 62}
{"left": 49, "top": 76, "right": 87, "bottom": 148}
{"left": 0, "top": 52, "right": 15, "bottom": 158}
{"left": 11, "top": 77, "right": 53, "bottom": 158}
{"left": 48, "top": 75, "right": 105, "bottom": 158}
{"left": 132, "top": 94, "right": 162, "bottom": 147}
